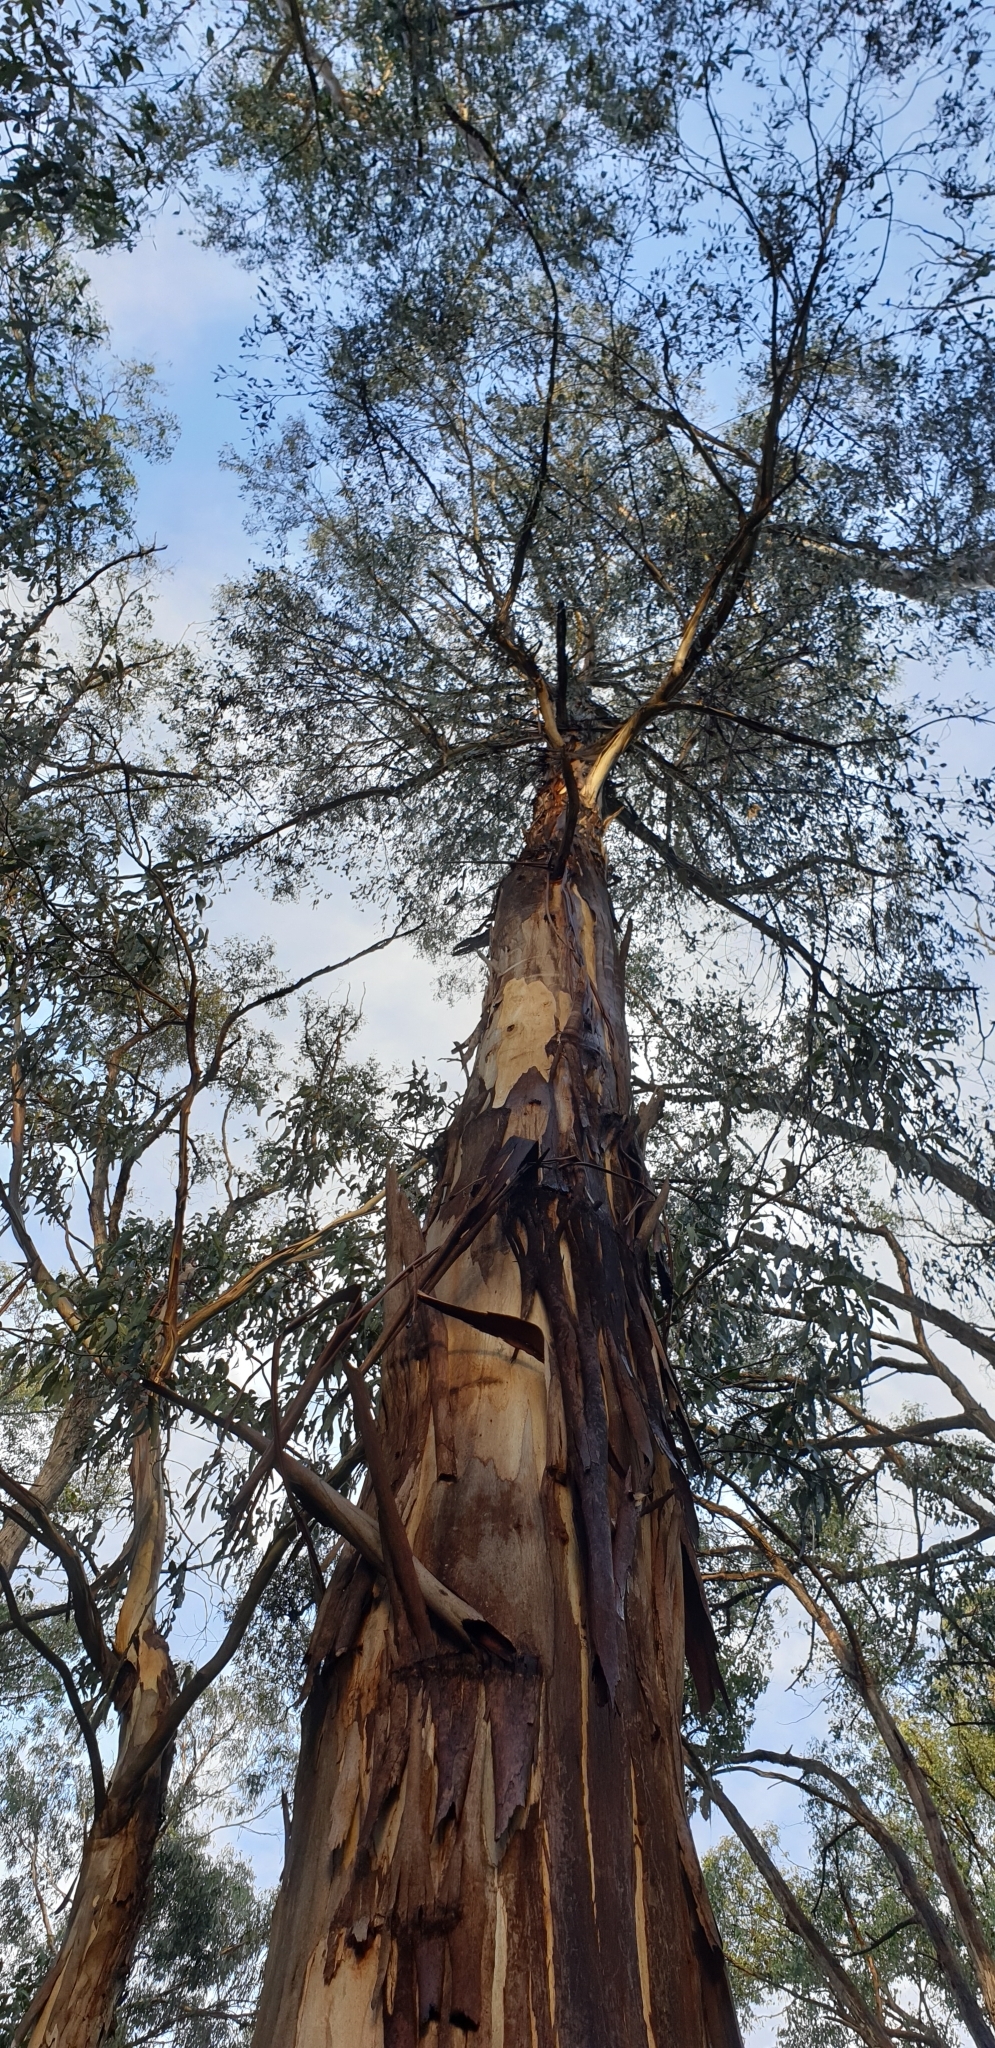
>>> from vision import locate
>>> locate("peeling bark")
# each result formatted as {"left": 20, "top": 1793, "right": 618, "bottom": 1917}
{"left": 254, "top": 785, "right": 741, "bottom": 2048}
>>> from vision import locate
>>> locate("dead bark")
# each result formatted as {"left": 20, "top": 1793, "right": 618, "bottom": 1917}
{"left": 254, "top": 780, "right": 742, "bottom": 2047}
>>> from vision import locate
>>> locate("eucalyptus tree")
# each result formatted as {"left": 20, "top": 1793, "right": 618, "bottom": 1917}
{"left": 700, "top": 1693, "right": 995, "bottom": 2048}
{"left": 138, "top": 0, "right": 995, "bottom": 2041}
{"left": 0, "top": 16, "right": 346, "bottom": 2034}
{"left": 0, "top": 27, "right": 402, "bottom": 2034}
{"left": 624, "top": 768, "right": 995, "bottom": 2042}
{"left": 0, "top": 0, "right": 168, "bottom": 248}
{"left": 1, "top": 1671, "right": 279, "bottom": 2047}
{"left": 0, "top": 0, "right": 181, "bottom": 1668}
{"left": 0, "top": 178, "right": 417, "bottom": 2039}
{"left": 0, "top": 0, "right": 182, "bottom": 590}
{"left": 686, "top": 1415, "right": 995, "bottom": 2048}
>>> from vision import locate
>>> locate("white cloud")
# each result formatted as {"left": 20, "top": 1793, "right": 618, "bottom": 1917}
{"left": 87, "top": 208, "right": 257, "bottom": 361}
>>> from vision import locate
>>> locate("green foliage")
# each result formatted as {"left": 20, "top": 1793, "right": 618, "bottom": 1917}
{"left": 0, "top": 234, "right": 173, "bottom": 587}
{"left": 0, "top": 1686, "right": 283, "bottom": 2048}
{"left": 703, "top": 1828, "right": 808, "bottom": 2029}
{"left": 0, "top": 0, "right": 183, "bottom": 594}
{"left": 0, "top": 1717, "right": 81, "bottom": 2043}
{"left": 119, "top": 1830, "right": 269, "bottom": 2048}
{"left": 0, "top": 0, "right": 163, "bottom": 248}
{"left": 704, "top": 1703, "right": 995, "bottom": 2048}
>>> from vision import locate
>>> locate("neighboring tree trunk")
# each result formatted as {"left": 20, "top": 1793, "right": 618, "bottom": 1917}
{"left": 16, "top": 1759, "right": 170, "bottom": 2048}
{"left": 15, "top": 1424, "right": 177, "bottom": 2048}
{"left": 254, "top": 785, "right": 742, "bottom": 2047}
{"left": 0, "top": 1378, "right": 103, "bottom": 1578}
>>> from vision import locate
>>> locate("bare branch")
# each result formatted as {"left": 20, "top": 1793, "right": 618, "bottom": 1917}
{"left": 684, "top": 1742, "right": 895, "bottom": 2048}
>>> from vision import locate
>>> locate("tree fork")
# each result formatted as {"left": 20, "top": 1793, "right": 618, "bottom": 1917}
{"left": 253, "top": 773, "right": 741, "bottom": 2047}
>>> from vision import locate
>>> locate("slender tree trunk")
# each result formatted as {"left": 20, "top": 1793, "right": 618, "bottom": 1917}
{"left": 16, "top": 1756, "right": 169, "bottom": 2048}
{"left": 16, "top": 1426, "right": 177, "bottom": 2048}
{"left": 0, "top": 1380, "right": 103, "bottom": 1577}
{"left": 254, "top": 787, "right": 742, "bottom": 2048}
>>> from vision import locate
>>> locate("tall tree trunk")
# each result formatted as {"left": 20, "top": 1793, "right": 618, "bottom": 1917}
{"left": 254, "top": 787, "right": 742, "bottom": 2048}
{"left": 16, "top": 1425, "right": 177, "bottom": 2048}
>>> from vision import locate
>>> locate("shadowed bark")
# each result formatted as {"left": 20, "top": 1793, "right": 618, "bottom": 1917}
{"left": 254, "top": 780, "right": 741, "bottom": 2048}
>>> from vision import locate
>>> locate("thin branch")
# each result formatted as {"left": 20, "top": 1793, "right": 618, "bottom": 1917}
{"left": 110, "top": 1525, "right": 296, "bottom": 1810}
{"left": 0, "top": 1174, "right": 80, "bottom": 1330}
{"left": 699, "top": 1488, "right": 995, "bottom": 2013}
{"left": 0, "top": 1565, "right": 106, "bottom": 1814}
{"left": 168, "top": 1186, "right": 387, "bottom": 1356}
{"left": 0, "top": 1463, "right": 110, "bottom": 1676}
{"left": 684, "top": 1742, "right": 895, "bottom": 2048}
{"left": 200, "top": 923, "right": 422, "bottom": 1090}
{"left": 727, "top": 1749, "right": 995, "bottom": 2048}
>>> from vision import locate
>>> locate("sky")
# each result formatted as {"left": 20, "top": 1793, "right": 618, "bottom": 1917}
{"left": 87, "top": 212, "right": 481, "bottom": 1086}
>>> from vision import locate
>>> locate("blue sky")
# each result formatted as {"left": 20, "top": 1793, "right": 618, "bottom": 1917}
{"left": 89, "top": 217, "right": 257, "bottom": 637}
{"left": 88, "top": 213, "right": 481, "bottom": 1080}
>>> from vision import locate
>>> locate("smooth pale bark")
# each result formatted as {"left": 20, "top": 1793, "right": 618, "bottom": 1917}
{"left": 254, "top": 787, "right": 741, "bottom": 2048}
{"left": 16, "top": 1427, "right": 177, "bottom": 2048}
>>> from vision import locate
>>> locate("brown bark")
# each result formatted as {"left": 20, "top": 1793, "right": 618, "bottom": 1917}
{"left": 15, "top": 1746, "right": 171, "bottom": 2048}
{"left": 15, "top": 1426, "right": 178, "bottom": 2048}
{"left": 254, "top": 784, "right": 742, "bottom": 2048}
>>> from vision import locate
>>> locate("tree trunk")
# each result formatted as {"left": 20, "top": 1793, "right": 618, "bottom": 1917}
{"left": 0, "top": 1379, "right": 103, "bottom": 1578}
{"left": 254, "top": 787, "right": 742, "bottom": 2048}
{"left": 16, "top": 1759, "right": 169, "bottom": 2048}
{"left": 16, "top": 1429, "right": 177, "bottom": 2048}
